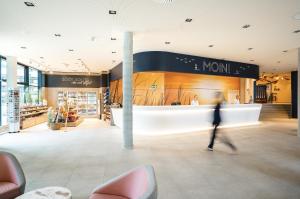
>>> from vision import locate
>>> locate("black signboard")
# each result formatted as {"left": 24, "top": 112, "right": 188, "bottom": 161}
{"left": 110, "top": 51, "right": 259, "bottom": 81}
{"left": 45, "top": 75, "right": 102, "bottom": 88}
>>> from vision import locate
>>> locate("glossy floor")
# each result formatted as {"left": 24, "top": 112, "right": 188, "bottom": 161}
{"left": 0, "top": 119, "right": 299, "bottom": 199}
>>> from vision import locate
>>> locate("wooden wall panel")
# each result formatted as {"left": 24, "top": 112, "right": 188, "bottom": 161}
{"left": 164, "top": 72, "right": 240, "bottom": 105}
{"left": 110, "top": 72, "right": 240, "bottom": 105}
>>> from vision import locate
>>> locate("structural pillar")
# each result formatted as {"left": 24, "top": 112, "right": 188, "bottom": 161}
{"left": 6, "top": 56, "right": 20, "bottom": 133}
{"left": 122, "top": 32, "right": 133, "bottom": 149}
{"left": 298, "top": 48, "right": 300, "bottom": 137}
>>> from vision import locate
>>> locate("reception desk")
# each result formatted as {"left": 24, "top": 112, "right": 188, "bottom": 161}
{"left": 111, "top": 104, "right": 262, "bottom": 135}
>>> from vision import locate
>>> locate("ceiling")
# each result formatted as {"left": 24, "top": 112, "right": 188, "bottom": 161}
{"left": 0, "top": 0, "right": 300, "bottom": 74}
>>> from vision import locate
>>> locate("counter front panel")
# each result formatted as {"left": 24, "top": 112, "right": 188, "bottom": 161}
{"left": 111, "top": 104, "right": 262, "bottom": 135}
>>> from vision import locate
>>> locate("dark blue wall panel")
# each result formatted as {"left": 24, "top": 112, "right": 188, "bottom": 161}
{"left": 110, "top": 51, "right": 259, "bottom": 81}
{"left": 291, "top": 71, "right": 298, "bottom": 118}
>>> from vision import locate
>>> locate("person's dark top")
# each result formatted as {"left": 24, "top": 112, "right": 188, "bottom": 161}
{"left": 213, "top": 102, "right": 221, "bottom": 125}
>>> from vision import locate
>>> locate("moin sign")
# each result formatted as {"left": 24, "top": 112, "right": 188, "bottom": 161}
{"left": 194, "top": 61, "right": 231, "bottom": 74}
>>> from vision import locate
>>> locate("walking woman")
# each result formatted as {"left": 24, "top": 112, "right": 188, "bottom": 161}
{"left": 208, "top": 92, "right": 237, "bottom": 152}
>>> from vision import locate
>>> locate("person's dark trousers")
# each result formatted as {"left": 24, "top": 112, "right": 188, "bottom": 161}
{"left": 208, "top": 124, "right": 218, "bottom": 149}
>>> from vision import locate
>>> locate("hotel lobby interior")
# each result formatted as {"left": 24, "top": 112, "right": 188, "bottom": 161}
{"left": 0, "top": 0, "right": 300, "bottom": 199}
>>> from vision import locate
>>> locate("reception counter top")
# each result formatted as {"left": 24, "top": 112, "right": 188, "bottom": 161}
{"left": 111, "top": 104, "right": 262, "bottom": 135}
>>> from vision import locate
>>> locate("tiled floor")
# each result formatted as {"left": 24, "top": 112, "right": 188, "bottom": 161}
{"left": 0, "top": 118, "right": 299, "bottom": 199}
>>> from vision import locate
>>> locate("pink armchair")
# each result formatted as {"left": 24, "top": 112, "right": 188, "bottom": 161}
{"left": 90, "top": 165, "right": 157, "bottom": 199}
{"left": 0, "top": 151, "right": 26, "bottom": 199}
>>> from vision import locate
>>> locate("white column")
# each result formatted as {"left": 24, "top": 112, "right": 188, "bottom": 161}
{"left": 298, "top": 48, "right": 300, "bottom": 137}
{"left": 7, "top": 57, "right": 17, "bottom": 88}
{"left": 6, "top": 56, "right": 20, "bottom": 132}
{"left": 122, "top": 32, "right": 133, "bottom": 149}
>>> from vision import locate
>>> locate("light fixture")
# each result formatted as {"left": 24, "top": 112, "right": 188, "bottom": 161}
{"left": 91, "top": 36, "right": 96, "bottom": 41}
{"left": 54, "top": 33, "right": 61, "bottom": 37}
{"left": 20, "top": 46, "right": 27, "bottom": 49}
{"left": 112, "top": 51, "right": 116, "bottom": 54}
{"left": 111, "top": 37, "right": 117, "bottom": 40}
{"left": 68, "top": 49, "right": 74, "bottom": 52}
{"left": 185, "top": 18, "right": 192, "bottom": 22}
{"left": 165, "top": 41, "right": 171, "bottom": 45}
{"left": 242, "top": 24, "right": 251, "bottom": 29}
{"left": 24, "top": 1, "right": 35, "bottom": 7}
{"left": 208, "top": 45, "right": 214, "bottom": 47}
{"left": 282, "top": 50, "right": 288, "bottom": 53}
{"left": 248, "top": 48, "right": 253, "bottom": 50}
{"left": 112, "top": 60, "right": 116, "bottom": 63}
{"left": 40, "top": 57, "right": 44, "bottom": 59}
{"left": 293, "top": 29, "right": 300, "bottom": 33}
{"left": 109, "top": 10, "right": 117, "bottom": 15}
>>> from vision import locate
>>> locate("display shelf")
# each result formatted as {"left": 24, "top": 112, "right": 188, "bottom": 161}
{"left": 20, "top": 105, "right": 48, "bottom": 129}
{"left": 57, "top": 91, "right": 98, "bottom": 117}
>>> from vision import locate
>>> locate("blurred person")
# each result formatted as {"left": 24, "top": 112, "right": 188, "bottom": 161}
{"left": 234, "top": 95, "right": 240, "bottom": 104}
{"left": 191, "top": 95, "right": 199, "bottom": 105}
{"left": 208, "top": 92, "right": 237, "bottom": 152}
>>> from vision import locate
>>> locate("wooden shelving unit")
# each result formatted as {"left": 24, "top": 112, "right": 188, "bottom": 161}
{"left": 20, "top": 105, "right": 48, "bottom": 129}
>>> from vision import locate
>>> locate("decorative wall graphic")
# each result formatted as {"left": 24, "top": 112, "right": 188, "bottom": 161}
{"left": 7, "top": 88, "right": 20, "bottom": 132}
{"left": 110, "top": 72, "right": 240, "bottom": 106}
{"left": 110, "top": 51, "right": 259, "bottom": 81}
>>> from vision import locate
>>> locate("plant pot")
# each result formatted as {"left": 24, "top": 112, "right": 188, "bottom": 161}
{"left": 49, "top": 123, "right": 61, "bottom": 130}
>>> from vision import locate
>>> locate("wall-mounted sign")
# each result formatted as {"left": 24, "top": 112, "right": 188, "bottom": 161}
{"left": 110, "top": 51, "right": 259, "bottom": 81}
{"left": 45, "top": 75, "right": 105, "bottom": 88}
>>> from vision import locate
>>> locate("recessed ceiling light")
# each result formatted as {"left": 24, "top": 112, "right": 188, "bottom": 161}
{"left": 293, "top": 29, "right": 300, "bottom": 33}
{"left": 248, "top": 48, "right": 253, "bottom": 50}
{"left": 242, "top": 24, "right": 251, "bottom": 29}
{"left": 40, "top": 57, "right": 44, "bottom": 59}
{"left": 68, "top": 49, "right": 74, "bottom": 52}
{"left": 282, "top": 50, "right": 288, "bottom": 53}
{"left": 20, "top": 46, "right": 27, "bottom": 49}
{"left": 165, "top": 41, "right": 171, "bottom": 44}
{"left": 54, "top": 33, "right": 61, "bottom": 37}
{"left": 185, "top": 18, "right": 192, "bottom": 22}
{"left": 112, "top": 51, "right": 116, "bottom": 54}
{"left": 109, "top": 10, "right": 117, "bottom": 15}
{"left": 111, "top": 37, "right": 117, "bottom": 40}
{"left": 77, "top": 58, "right": 81, "bottom": 60}
{"left": 24, "top": 1, "right": 35, "bottom": 7}
{"left": 250, "top": 59, "right": 254, "bottom": 62}
{"left": 208, "top": 45, "right": 214, "bottom": 47}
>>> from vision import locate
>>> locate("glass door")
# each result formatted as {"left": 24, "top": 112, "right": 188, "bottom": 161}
{"left": 87, "top": 92, "right": 97, "bottom": 115}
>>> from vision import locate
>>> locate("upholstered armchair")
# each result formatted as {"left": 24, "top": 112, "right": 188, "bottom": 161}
{"left": 0, "top": 151, "right": 26, "bottom": 199}
{"left": 90, "top": 165, "right": 157, "bottom": 199}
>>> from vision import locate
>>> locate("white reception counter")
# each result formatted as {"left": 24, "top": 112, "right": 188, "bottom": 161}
{"left": 111, "top": 104, "right": 262, "bottom": 135}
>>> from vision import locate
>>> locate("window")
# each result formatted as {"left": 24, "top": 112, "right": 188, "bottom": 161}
{"left": 17, "top": 65, "right": 25, "bottom": 83}
{"left": 29, "top": 68, "right": 38, "bottom": 86}
{"left": 28, "top": 68, "right": 39, "bottom": 105}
